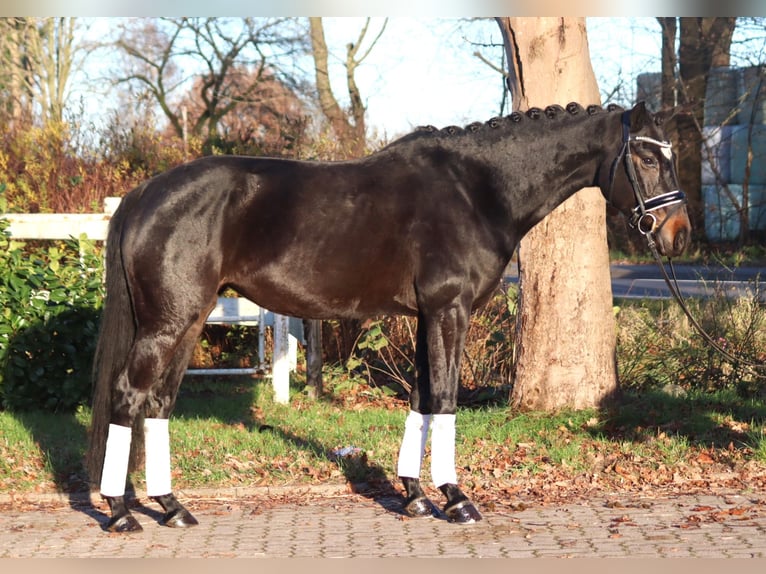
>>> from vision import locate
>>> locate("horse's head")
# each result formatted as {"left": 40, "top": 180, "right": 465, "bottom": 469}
{"left": 602, "top": 101, "right": 692, "bottom": 257}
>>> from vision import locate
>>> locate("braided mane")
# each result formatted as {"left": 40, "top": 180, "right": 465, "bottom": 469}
{"left": 388, "top": 102, "right": 626, "bottom": 148}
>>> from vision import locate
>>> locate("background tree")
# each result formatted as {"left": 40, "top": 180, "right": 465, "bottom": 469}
{"left": 0, "top": 17, "right": 83, "bottom": 126}
{"left": 309, "top": 17, "right": 387, "bottom": 157}
{"left": 657, "top": 17, "right": 737, "bottom": 234}
{"left": 114, "top": 17, "right": 307, "bottom": 153}
{"left": 306, "top": 17, "right": 389, "bottom": 374}
{"left": 497, "top": 17, "right": 618, "bottom": 411}
{"left": 171, "top": 66, "right": 310, "bottom": 157}
{"left": 0, "top": 18, "right": 32, "bottom": 125}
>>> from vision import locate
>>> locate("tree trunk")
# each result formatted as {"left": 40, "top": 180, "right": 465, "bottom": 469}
{"left": 658, "top": 18, "right": 677, "bottom": 109}
{"left": 304, "top": 319, "right": 323, "bottom": 398}
{"left": 497, "top": 17, "right": 618, "bottom": 411}
{"left": 309, "top": 17, "right": 366, "bottom": 157}
{"left": 675, "top": 17, "right": 737, "bottom": 236}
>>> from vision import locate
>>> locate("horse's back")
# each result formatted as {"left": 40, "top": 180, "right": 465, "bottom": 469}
{"left": 115, "top": 151, "right": 510, "bottom": 320}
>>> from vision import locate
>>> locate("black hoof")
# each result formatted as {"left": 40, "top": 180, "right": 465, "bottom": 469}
{"left": 161, "top": 508, "right": 199, "bottom": 528}
{"left": 106, "top": 513, "right": 143, "bottom": 533}
{"left": 403, "top": 496, "right": 436, "bottom": 518}
{"left": 151, "top": 493, "right": 199, "bottom": 528}
{"left": 444, "top": 500, "right": 483, "bottom": 524}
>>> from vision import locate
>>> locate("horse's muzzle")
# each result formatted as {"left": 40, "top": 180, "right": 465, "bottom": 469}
{"left": 656, "top": 222, "right": 690, "bottom": 257}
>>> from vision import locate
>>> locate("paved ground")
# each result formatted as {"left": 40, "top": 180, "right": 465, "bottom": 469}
{"left": 2, "top": 485, "right": 766, "bottom": 558}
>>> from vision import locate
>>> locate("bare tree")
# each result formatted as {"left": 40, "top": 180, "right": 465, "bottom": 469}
{"left": 497, "top": 17, "right": 618, "bottom": 411}
{"left": 306, "top": 17, "right": 388, "bottom": 374}
{"left": 0, "top": 17, "right": 84, "bottom": 125}
{"left": 114, "top": 17, "right": 307, "bottom": 151}
{"left": 657, "top": 17, "right": 737, "bottom": 234}
{"left": 172, "top": 66, "right": 310, "bottom": 156}
{"left": 309, "top": 17, "right": 387, "bottom": 157}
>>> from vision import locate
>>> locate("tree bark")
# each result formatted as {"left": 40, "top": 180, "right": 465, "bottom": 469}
{"left": 309, "top": 17, "right": 378, "bottom": 157}
{"left": 304, "top": 319, "right": 323, "bottom": 398}
{"left": 657, "top": 18, "right": 677, "bottom": 110}
{"left": 309, "top": 18, "right": 350, "bottom": 141}
{"left": 675, "top": 17, "right": 737, "bottom": 235}
{"left": 497, "top": 17, "right": 618, "bottom": 411}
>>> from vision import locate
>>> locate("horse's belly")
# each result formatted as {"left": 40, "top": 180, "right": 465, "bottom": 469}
{"left": 230, "top": 266, "right": 418, "bottom": 320}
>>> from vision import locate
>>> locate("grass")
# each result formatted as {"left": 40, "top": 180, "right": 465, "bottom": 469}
{"left": 609, "top": 242, "right": 766, "bottom": 266}
{"left": 2, "top": 376, "right": 766, "bottom": 505}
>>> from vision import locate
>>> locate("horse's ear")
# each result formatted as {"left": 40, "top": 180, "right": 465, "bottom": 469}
{"left": 629, "top": 101, "right": 649, "bottom": 132}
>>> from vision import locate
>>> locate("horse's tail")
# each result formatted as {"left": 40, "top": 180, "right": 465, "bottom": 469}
{"left": 87, "top": 187, "right": 144, "bottom": 488}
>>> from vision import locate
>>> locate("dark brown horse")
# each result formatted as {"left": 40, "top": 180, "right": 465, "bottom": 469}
{"left": 88, "top": 101, "right": 690, "bottom": 532}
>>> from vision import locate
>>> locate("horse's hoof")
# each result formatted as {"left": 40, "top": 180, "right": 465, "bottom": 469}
{"left": 106, "top": 513, "right": 143, "bottom": 533}
{"left": 404, "top": 496, "right": 436, "bottom": 518}
{"left": 444, "top": 500, "right": 483, "bottom": 524}
{"left": 161, "top": 508, "right": 199, "bottom": 528}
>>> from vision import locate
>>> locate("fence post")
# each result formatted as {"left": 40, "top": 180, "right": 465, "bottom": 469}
{"left": 272, "top": 314, "right": 291, "bottom": 403}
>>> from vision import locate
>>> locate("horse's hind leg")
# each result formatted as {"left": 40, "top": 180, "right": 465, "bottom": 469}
{"left": 142, "top": 327, "right": 205, "bottom": 528}
{"left": 100, "top": 420, "right": 142, "bottom": 532}
{"left": 100, "top": 316, "right": 207, "bottom": 532}
{"left": 100, "top": 403, "right": 142, "bottom": 532}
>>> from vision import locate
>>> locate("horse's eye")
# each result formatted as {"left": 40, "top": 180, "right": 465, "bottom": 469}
{"left": 641, "top": 157, "right": 656, "bottom": 168}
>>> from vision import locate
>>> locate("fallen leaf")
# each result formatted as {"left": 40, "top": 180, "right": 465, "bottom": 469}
{"left": 696, "top": 452, "right": 714, "bottom": 465}
{"left": 691, "top": 505, "right": 715, "bottom": 512}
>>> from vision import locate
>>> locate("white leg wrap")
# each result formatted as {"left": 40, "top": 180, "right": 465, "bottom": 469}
{"left": 144, "top": 418, "right": 172, "bottom": 497}
{"left": 100, "top": 423, "right": 132, "bottom": 497}
{"left": 431, "top": 414, "right": 458, "bottom": 487}
{"left": 397, "top": 410, "right": 431, "bottom": 479}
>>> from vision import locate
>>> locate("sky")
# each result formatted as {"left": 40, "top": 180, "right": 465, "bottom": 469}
{"left": 3, "top": 0, "right": 762, "bottom": 18}
{"left": 318, "top": 17, "right": 666, "bottom": 138}
{"left": 69, "top": 17, "right": 670, "bottom": 142}
{"left": 66, "top": 16, "right": 763, "bottom": 143}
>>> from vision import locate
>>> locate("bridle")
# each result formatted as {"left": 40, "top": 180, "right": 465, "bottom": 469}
{"left": 607, "top": 111, "right": 687, "bottom": 238}
{"left": 609, "top": 110, "right": 766, "bottom": 376}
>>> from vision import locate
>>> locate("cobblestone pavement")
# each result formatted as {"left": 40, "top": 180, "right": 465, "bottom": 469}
{"left": 2, "top": 487, "right": 766, "bottom": 558}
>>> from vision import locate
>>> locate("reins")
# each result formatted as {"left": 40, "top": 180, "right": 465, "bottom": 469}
{"left": 612, "top": 110, "right": 766, "bottom": 377}
{"left": 644, "top": 236, "right": 766, "bottom": 377}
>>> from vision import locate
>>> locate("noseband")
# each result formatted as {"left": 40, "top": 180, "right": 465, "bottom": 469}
{"left": 608, "top": 111, "right": 687, "bottom": 237}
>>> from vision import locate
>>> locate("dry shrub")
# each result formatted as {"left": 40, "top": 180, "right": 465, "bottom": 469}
{"left": 616, "top": 280, "right": 766, "bottom": 395}
{"left": 344, "top": 284, "right": 518, "bottom": 396}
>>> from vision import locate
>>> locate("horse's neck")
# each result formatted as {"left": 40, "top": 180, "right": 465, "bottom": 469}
{"left": 490, "top": 113, "right": 617, "bottom": 234}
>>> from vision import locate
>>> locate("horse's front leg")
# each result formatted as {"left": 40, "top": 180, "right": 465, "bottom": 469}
{"left": 397, "top": 316, "right": 437, "bottom": 517}
{"left": 431, "top": 414, "right": 482, "bottom": 523}
{"left": 429, "top": 301, "right": 482, "bottom": 523}
{"left": 397, "top": 410, "right": 436, "bottom": 517}
{"left": 397, "top": 303, "right": 482, "bottom": 523}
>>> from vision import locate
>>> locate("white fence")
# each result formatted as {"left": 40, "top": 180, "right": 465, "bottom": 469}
{"left": 3, "top": 198, "right": 299, "bottom": 404}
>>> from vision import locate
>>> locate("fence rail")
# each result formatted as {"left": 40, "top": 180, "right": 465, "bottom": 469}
{"left": 3, "top": 198, "right": 300, "bottom": 403}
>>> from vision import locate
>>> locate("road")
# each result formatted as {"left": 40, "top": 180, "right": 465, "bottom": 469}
{"left": 505, "top": 262, "right": 766, "bottom": 300}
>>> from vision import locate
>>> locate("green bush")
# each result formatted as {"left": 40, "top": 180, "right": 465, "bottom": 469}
{"left": 0, "top": 215, "right": 104, "bottom": 412}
